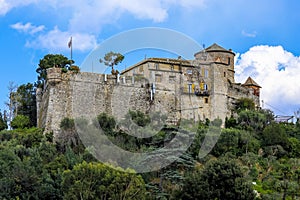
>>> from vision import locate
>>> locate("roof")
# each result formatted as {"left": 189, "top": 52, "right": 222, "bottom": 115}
{"left": 194, "top": 43, "right": 235, "bottom": 57}
{"left": 121, "top": 57, "right": 194, "bottom": 74}
{"left": 243, "top": 77, "right": 261, "bottom": 88}
{"left": 205, "top": 43, "right": 228, "bottom": 52}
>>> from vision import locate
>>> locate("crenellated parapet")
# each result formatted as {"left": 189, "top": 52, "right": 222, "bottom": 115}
{"left": 46, "top": 67, "right": 62, "bottom": 85}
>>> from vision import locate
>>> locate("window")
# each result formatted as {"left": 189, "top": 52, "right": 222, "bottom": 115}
{"left": 204, "top": 98, "right": 208, "bottom": 104}
{"left": 224, "top": 71, "right": 226, "bottom": 77}
{"left": 187, "top": 69, "right": 192, "bottom": 75}
{"left": 155, "top": 63, "right": 159, "bottom": 70}
{"left": 170, "top": 65, "right": 174, "bottom": 71}
{"left": 188, "top": 83, "right": 192, "bottom": 94}
{"left": 228, "top": 57, "right": 231, "bottom": 65}
{"left": 204, "top": 69, "right": 209, "bottom": 78}
{"left": 204, "top": 83, "right": 208, "bottom": 91}
{"left": 155, "top": 74, "right": 162, "bottom": 82}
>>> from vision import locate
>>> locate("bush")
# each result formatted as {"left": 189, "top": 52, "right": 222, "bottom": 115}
{"left": 11, "top": 115, "right": 30, "bottom": 129}
{"left": 60, "top": 118, "right": 75, "bottom": 130}
{"left": 69, "top": 65, "right": 80, "bottom": 73}
{"left": 95, "top": 113, "right": 116, "bottom": 133}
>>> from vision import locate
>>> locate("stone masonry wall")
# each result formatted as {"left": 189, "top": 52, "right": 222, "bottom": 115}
{"left": 38, "top": 62, "right": 260, "bottom": 139}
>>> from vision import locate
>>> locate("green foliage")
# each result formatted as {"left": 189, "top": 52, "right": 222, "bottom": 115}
{"left": 262, "top": 123, "right": 289, "bottom": 149}
{"left": 238, "top": 109, "right": 270, "bottom": 132}
{"left": 12, "top": 83, "right": 37, "bottom": 127}
{"left": 62, "top": 161, "right": 146, "bottom": 200}
{"left": 36, "top": 54, "right": 72, "bottom": 86}
{"left": 288, "top": 137, "right": 300, "bottom": 157}
{"left": 128, "top": 110, "right": 151, "bottom": 127}
{"left": 177, "top": 156, "right": 256, "bottom": 200}
{"left": 60, "top": 117, "right": 75, "bottom": 130}
{"left": 11, "top": 114, "right": 30, "bottom": 129}
{"left": 69, "top": 65, "right": 80, "bottom": 73}
{"left": 225, "top": 115, "right": 237, "bottom": 128}
{"left": 212, "top": 128, "right": 240, "bottom": 156}
{"left": 0, "top": 111, "right": 7, "bottom": 131}
{"left": 1, "top": 104, "right": 300, "bottom": 199}
{"left": 95, "top": 112, "right": 116, "bottom": 133}
{"left": 236, "top": 97, "right": 256, "bottom": 112}
{"left": 58, "top": 117, "right": 84, "bottom": 153}
{"left": 100, "top": 51, "right": 124, "bottom": 70}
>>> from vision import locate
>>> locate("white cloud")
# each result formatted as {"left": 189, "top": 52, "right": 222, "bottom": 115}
{"left": 4, "top": 0, "right": 207, "bottom": 51}
{"left": 0, "top": 0, "right": 10, "bottom": 15}
{"left": 242, "top": 30, "right": 257, "bottom": 38}
{"left": 10, "top": 22, "right": 45, "bottom": 34}
{"left": 25, "top": 26, "right": 97, "bottom": 52}
{"left": 0, "top": 0, "right": 38, "bottom": 15}
{"left": 235, "top": 45, "right": 300, "bottom": 115}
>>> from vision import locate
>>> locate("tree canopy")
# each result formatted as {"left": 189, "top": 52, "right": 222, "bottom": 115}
{"left": 99, "top": 51, "right": 124, "bottom": 74}
{"left": 36, "top": 54, "right": 72, "bottom": 87}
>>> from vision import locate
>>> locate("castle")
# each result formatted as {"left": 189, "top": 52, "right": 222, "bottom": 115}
{"left": 36, "top": 43, "right": 261, "bottom": 138}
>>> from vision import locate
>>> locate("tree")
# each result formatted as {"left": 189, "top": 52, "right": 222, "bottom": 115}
{"left": 5, "top": 81, "right": 17, "bottom": 129}
{"left": 0, "top": 110, "right": 7, "bottom": 131}
{"left": 238, "top": 109, "right": 270, "bottom": 132}
{"left": 11, "top": 83, "right": 37, "bottom": 127}
{"left": 62, "top": 161, "right": 146, "bottom": 200}
{"left": 99, "top": 51, "right": 124, "bottom": 74}
{"left": 236, "top": 97, "right": 255, "bottom": 112}
{"left": 36, "top": 54, "right": 72, "bottom": 87}
{"left": 177, "top": 156, "right": 256, "bottom": 200}
{"left": 11, "top": 115, "right": 30, "bottom": 129}
{"left": 212, "top": 128, "right": 240, "bottom": 156}
{"left": 262, "top": 123, "right": 289, "bottom": 151}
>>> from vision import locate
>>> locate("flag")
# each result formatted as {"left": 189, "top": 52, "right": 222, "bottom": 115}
{"left": 68, "top": 37, "right": 72, "bottom": 48}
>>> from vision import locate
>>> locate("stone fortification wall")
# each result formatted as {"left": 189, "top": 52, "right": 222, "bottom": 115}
{"left": 37, "top": 69, "right": 161, "bottom": 138}
{"left": 227, "top": 83, "right": 260, "bottom": 113}
{"left": 37, "top": 62, "right": 260, "bottom": 139}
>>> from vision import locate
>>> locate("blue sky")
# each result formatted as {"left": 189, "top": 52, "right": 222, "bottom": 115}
{"left": 1, "top": 0, "right": 300, "bottom": 117}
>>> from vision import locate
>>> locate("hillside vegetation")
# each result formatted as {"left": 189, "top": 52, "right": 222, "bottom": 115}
{"left": 1, "top": 97, "right": 300, "bottom": 199}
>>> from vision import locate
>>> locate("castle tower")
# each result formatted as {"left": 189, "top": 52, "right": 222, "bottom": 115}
{"left": 242, "top": 76, "right": 261, "bottom": 106}
{"left": 194, "top": 44, "right": 236, "bottom": 123}
{"left": 46, "top": 67, "right": 62, "bottom": 85}
{"left": 194, "top": 43, "right": 236, "bottom": 83}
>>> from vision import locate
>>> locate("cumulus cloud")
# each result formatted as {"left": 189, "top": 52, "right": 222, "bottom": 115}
{"left": 10, "top": 22, "right": 45, "bottom": 34}
{"left": 25, "top": 26, "right": 97, "bottom": 52}
{"left": 3, "top": 0, "right": 207, "bottom": 51}
{"left": 0, "top": 0, "right": 38, "bottom": 15}
{"left": 235, "top": 45, "right": 300, "bottom": 115}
